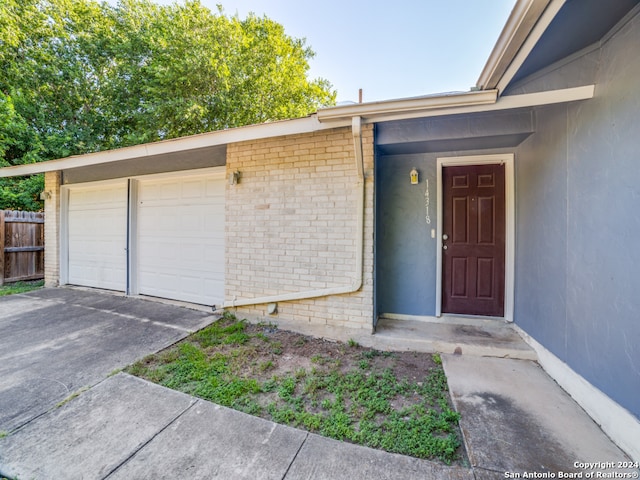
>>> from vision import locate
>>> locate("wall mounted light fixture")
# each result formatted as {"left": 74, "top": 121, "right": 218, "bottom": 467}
{"left": 410, "top": 168, "right": 419, "bottom": 185}
{"left": 229, "top": 171, "right": 241, "bottom": 185}
{"left": 39, "top": 191, "right": 52, "bottom": 200}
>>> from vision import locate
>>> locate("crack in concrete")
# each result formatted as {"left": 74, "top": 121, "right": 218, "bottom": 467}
{"left": 101, "top": 398, "right": 199, "bottom": 480}
{"left": 281, "top": 431, "right": 309, "bottom": 479}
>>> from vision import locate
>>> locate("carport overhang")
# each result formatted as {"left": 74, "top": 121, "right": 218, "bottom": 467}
{"left": 0, "top": 85, "right": 594, "bottom": 181}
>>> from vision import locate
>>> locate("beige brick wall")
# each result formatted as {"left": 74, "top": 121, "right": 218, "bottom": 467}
{"left": 44, "top": 171, "right": 61, "bottom": 287}
{"left": 225, "top": 125, "right": 374, "bottom": 331}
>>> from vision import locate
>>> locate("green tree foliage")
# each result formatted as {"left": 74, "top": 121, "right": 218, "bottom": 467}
{"left": 0, "top": 0, "right": 336, "bottom": 210}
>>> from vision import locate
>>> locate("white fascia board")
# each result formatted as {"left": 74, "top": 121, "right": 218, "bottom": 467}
{"left": 0, "top": 114, "right": 351, "bottom": 178}
{"left": 365, "top": 85, "right": 594, "bottom": 124}
{"left": 317, "top": 90, "right": 498, "bottom": 122}
{"left": 476, "top": 0, "right": 552, "bottom": 90}
{"left": 0, "top": 85, "right": 594, "bottom": 179}
{"left": 495, "top": 0, "right": 567, "bottom": 94}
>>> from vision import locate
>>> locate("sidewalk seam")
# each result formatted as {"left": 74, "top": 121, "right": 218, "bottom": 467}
{"left": 5, "top": 375, "right": 111, "bottom": 435}
{"left": 280, "top": 431, "right": 309, "bottom": 480}
{"left": 101, "top": 398, "right": 198, "bottom": 480}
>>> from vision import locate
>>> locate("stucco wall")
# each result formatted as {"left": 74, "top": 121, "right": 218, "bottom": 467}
{"left": 225, "top": 125, "right": 374, "bottom": 330}
{"left": 513, "top": 10, "right": 640, "bottom": 418}
{"left": 375, "top": 146, "right": 514, "bottom": 317}
{"left": 376, "top": 154, "right": 437, "bottom": 316}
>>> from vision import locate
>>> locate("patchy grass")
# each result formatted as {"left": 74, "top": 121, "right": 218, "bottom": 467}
{"left": 127, "top": 312, "right": 463, "bottom": 465}
{"left": 0, "top": 280, "right": 44, "bottom": 296}
{"left": 55, "top": 386, "right": 89, "bottom": 408}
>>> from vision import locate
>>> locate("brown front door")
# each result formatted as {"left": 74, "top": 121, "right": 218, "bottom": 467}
{"left": 442, "top": 164, "right": 505, "bottom": 317}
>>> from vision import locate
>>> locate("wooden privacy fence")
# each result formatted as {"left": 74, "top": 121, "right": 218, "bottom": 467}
{"left": 0, "top": 210, "right": 45, "bottom": 285}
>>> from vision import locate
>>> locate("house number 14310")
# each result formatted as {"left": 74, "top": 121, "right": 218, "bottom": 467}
{"left": 425, "top": 179, "right": 431, "bottom": 225}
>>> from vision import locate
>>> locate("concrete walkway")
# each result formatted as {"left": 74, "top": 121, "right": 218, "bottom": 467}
{"left": 0, "top": 289, "right": 633, "bottom": 479}
{"left": 443, "top": 355, "right": 631, "bottom": 478}
{"left": 0, "top": 374, "right": 473, "bottom": 480}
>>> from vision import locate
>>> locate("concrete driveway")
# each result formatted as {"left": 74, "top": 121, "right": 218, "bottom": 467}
{"left": 0, "top": 287, "right": 213, "bottom": 433}
{"left": 0, "top": 287, "right": 473, "bottom": 480}
{"left": 0, "top": 287, "right": 632, "bottom": 479}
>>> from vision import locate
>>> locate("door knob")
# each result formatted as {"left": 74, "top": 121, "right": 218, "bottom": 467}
{"left": 443, "top": 245, "right": 448, "bottom": 250}
{"left": 442, "top": 234, "right": 449, "bottom": 240}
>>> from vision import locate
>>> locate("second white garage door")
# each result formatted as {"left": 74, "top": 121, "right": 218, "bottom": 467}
{"left": 136, "top": 172, "right": 225, "bottom": 306}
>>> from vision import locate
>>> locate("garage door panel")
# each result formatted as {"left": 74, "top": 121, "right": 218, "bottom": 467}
{"left": 182, "top": 179, "right": 205, "bottom": 198}
{"left": 137, "top": 173, "right": 225, "bottom": 305}
{"left": 67, "top": 182, "right": 127, "bottom": 291}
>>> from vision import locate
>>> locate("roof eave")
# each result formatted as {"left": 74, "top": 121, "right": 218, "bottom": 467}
{"left": 476, "top": 0, "right": 556, "bottom": 91}
{"left": 317, "top": 90, "right": 498, "bottom": 122}
{"left": 0, "top": 85, "right": 596, "bottom": 179}
{"left": 0, "top": 114, "right": 350, "bottom": 178}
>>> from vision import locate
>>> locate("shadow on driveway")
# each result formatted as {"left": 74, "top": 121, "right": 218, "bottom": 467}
{"left": 0, "top": 287, "right": 215, "bottom": 433}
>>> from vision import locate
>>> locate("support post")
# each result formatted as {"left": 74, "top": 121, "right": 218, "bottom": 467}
{"left": 0, "top": 210, "right": 5, "bottom": 286}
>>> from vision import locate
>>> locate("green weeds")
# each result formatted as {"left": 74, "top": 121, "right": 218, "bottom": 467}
{"left": 0, "top": 280, "right": 44, "bottom": 296}
{"left": 126, "top": 313, "right": 462, "bottom": 464}
{"left": 55, "top": 386, "right": 89, "bottom": 408}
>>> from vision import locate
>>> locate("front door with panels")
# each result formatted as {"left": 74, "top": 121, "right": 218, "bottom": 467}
{"left": 442, "top": 164, "right": 505, "bottom": 317}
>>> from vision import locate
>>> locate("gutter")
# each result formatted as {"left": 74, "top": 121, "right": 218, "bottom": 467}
{"left": 222, "top": 115, "right": 365, "bottom": 309}
{"left": 317, "top": 90, "right": 497, "bottom": 123}
{"left": 0, "top": 90, "right": 497, "bottom": 179}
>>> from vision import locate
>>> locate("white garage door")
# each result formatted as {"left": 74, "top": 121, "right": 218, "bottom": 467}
{"left": 67, "top": 181, "right": 128, "bottom": 291}
{"left": 136, "top": 172, "right": 225, "bottom": 305}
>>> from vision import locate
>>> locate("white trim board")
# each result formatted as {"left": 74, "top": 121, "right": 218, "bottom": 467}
{"left": 0, "top": 86, "right": 593, "bottom": 179}
{"left": 476, "top": 0, "right": 552, "bottom": 90}
{"left": 130, "top": 166, "right": 225, "bottom": 182}
{"left": 514, "top": 324, "right": 640, "bottom": 461}
{"left": 436, "top": 154, "right": 515, "bottom": 322}
{"left": 495, "top": 0, "right": 567, "bottom": 93}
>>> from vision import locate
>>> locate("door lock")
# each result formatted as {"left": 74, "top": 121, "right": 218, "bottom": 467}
{"left": 442, "top": 234, "right": 449, "bottom": 240}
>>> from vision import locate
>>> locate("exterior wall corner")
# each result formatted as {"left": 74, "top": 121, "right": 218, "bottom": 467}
{"left": 44, "top": 171, "right": 61, "bottom": 288}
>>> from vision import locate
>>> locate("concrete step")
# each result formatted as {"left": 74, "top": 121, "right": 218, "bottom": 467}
{"left": 367, "top": 317, "right": 537, "bottom": 360}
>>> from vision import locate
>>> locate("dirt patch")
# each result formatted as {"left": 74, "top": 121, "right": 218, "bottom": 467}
{"left": 246, "top": 326, "right": 441, "bottom": 376}
{"left": 128, "top": 314, "right": 468, "bottom": 466}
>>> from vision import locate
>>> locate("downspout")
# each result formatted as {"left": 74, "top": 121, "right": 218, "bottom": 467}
{"left": 222, "top": 116, "right": 365, "bottom": 308}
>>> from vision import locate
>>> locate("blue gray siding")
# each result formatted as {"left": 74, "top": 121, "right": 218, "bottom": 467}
{"left": 512, "top": 10, "right": 640, "bottom": 418}
{"left": 376, "top": 154, "right": 437, "bottom": 316}
{"left": 374, "top": 6, "right": 640, "bottom": 420}
{"left": 375, "top": 109, "right": 533, "bottom": 317}
{"left": 375, "top": 148, "right": 513, "bottom": 317}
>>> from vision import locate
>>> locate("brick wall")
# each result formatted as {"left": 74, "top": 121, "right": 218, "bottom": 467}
{"left": 44, "top": 171, "right": 61, "bottom": 287}
{"left": 225, "top": 125, "right": 374, "bottom": 330}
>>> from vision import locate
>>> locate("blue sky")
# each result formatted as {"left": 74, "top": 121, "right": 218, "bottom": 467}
{"left": 207, "top": 0, "right": 517, "bottom": 103}
{"left": 121, "top": 0, "right": 517, "bottom": 103}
